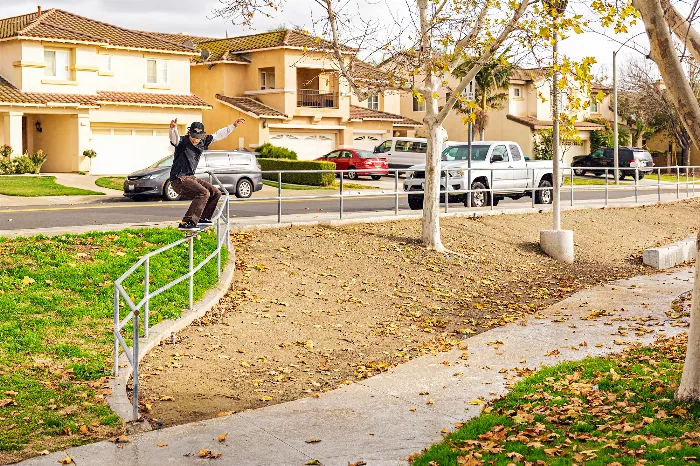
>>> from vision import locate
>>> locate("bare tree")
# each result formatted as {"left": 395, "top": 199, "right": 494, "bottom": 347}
{"left": 215, "top": 0, "right": 532, "bottom": 252}
{"left": 623, "top": 0, "right": 700, "bottom": 402}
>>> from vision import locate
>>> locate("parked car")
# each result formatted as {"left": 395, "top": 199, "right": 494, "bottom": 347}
{"left": 403, "top": 141, "right": 557, "bottom": 209}
{"left": 373, "top": 137, "right": 459, "bottom": 169}
{"left": 571, "top": 147, "right": 654, "bottom": 180}
{"left": 123, "top": 150, "right": 264, "bottom": 201}
{"left": 316, "top": 148, "right": 389, "bottom": 180}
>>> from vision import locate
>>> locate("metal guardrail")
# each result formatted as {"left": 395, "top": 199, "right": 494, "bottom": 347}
{"left": 113, "top": 171, "right": 231, "bottom": 421}
{"left": 241, "top": 165, "right": 699, "bottom": 222}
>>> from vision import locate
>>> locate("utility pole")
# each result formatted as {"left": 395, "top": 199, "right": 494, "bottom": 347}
{"left": 552, "top": 31, "right": 561, "bottom": 230}
{"left": 467, "top": 80, "right": 474, "bottom": 208}
{"left": 613, "top": 50, "right": 619, "bottom": 184}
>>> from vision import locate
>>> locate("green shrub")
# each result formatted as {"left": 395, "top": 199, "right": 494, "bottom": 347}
{"left": 0, "top": 151, "right": 47, "bottom": 175}
{"left": 256, "top": 142, "right": 298, "bottom": 160}
{"left": 258, "top": 158, "right": 335, "bottom": 186}
{"left": 0, "top": 144, "right": 12, "bottom": 159}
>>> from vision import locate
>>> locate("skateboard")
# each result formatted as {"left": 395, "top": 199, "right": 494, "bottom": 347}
{"left": 179, "top": 224, "right": 213, "bottom": 237}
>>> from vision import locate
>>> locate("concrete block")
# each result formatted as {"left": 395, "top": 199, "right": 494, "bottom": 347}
{"left": 643, "top": 237, "right": 696, "bottom": 269}
{"left": 540, "top": 229, "right": 574, "bottom": 263}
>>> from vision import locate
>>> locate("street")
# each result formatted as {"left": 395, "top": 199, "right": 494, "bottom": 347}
{"left": 0, "top": 185, "right": 694, "bottom": 231}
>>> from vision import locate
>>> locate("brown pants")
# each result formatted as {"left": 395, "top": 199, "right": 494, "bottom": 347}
{"left": 171, "top": 176, "right": 221, "bottom": 224}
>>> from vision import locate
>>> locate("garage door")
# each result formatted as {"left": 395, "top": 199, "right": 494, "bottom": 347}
{"left": 90, "top": 127, "right": 173, "bottom": 175}
{"left": 269, "top": 132, "right": 336, "bottom": 160}
{"left": 352, "top": 133, "right": 383, "bottom": 152}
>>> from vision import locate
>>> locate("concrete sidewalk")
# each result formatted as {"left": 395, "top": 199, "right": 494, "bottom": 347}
{"left": 19, "top": 267, "right": 693, "bottom": 466}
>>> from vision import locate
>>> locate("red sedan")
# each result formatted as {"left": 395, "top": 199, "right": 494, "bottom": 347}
{"left": 316, "top": 148, "right": 389, "bottom": 180}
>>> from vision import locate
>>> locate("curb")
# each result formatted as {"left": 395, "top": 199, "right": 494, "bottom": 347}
{"left": 105, "top": 252, "right": 236, "bottom": 428}
{"left": 644, "top": 236, "right": 697, "bottom": 269}
{"left": 231, "top": 197, "right": 695, "bottom": 232}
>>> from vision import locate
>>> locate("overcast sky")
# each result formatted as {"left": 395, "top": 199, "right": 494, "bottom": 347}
{"left": 2, "top": 0, "right": 652, "bottom": 82}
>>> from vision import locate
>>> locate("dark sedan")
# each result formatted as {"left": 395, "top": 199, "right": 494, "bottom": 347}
{"left": 572, "top": 147, "right": 654, "bottom": 180}
{"left": 124, "top": 150, "right": 264, "bottom": 201}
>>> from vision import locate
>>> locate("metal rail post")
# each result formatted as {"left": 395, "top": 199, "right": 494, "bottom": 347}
{"left": 445, "top": 170, "right": 449, "bottom": 214}
{"left": 490, "top": 169, "right": 494, "bottom": 210}
{"left": 339, "top": 172, "right": 344, "bottom": 220}
{"left": 144, "top": 257, "right": 149, "bottom": 338}
{"left": 658, "top": 168, "right": 661, "bottom": 203}
{"left": 188, "top": 236, "right": 194, "bottom": 310}
{"left": 686, "top": 168, "right": 690, "bottom": 198}
{"left": 605, "top": 168, "right": 609, "bottom": 206}
{"left": 394, "top": 170, "right": 399, "bottom": 216}
{"left": 277, "top": 172, "right": 282, "bottom": 223}
{"left": 677, "top": 167, "right": 680, "bottom": 199}
{"left": 634, "top": 168, "right": 638, "bottom": 204}
{"left": 216, "top": 218, "right": 221, "bottom": 278}
{"left": 570, "top": 168, "right": 574, "bottom": 207}
{"left": 531, "top": 169, "right": 536, "bottom": 208}
{"left": 113, "top": 288, "right": 119, "bottom": 377}
{"left": 132, "top": 309, "right": 139, "bottom": 421}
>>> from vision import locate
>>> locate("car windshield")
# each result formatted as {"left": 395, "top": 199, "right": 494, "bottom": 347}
{"left": 150, "top": 156, "right": 173, "bottom": 168}
{"left": 442, "top": 145, "right": 492, "bottom": 161}
{"left": 356, "top": 150, "right": 377, "bottom": 158}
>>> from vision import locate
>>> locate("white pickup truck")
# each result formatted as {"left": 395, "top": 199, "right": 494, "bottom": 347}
{"left": 403, "top": 141, "right": 557, "bottom": 209}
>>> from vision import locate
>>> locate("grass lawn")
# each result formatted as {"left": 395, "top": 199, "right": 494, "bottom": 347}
{"left": 0, "top": 229, "right": 227, "bottom": 463}
{"left": 411, "top": 334, "right": 700, "bottom": 466}
{"left": 262, "top": 180, "right": 379, "bottom": 190}
{"left": 94, "top": 177, "right": 125, "bottom": 191}
{"left": 0, "top": 176, "right": 104, "bottom": 197}
{"left": 564, "top": 176, "right": 607, "bottom": 186}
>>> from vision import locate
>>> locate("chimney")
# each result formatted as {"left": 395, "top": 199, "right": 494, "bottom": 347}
{"left": 37, "top": 5, "right": 41, "bottom": 16}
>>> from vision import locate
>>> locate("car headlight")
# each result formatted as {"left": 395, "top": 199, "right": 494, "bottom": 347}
{"left": 145, "top": 174, "right": 159, "bottom": 180}
{"left": 448, "top": 170, "right": 464, "bottom": 178}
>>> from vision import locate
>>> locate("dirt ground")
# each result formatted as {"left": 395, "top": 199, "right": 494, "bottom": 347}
{"left": 138, "top": 199, "right": 700, "bottom": 427}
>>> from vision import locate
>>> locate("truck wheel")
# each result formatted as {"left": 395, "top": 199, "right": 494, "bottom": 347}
{"left": 535, "top": 179, "right": 553, "bottom": 204}
{"left": 573, "top": 168, "right": 586, "bottom": 176}
{"left": 619, "top": 171, "right": 626, "bottom": 180}
{"left": 408, "top": 194, "right": 423, "bottom": 210}
{"left": 467, "top": 181, "right": 490, "bottom": 208}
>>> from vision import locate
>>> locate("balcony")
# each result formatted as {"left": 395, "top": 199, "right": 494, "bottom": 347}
{"left": 297, "top": 89, "right": 339, "bottom": 109}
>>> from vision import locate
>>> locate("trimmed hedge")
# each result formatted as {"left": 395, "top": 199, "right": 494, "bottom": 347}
{"left": 256, "top": 142, "right": 298, "bottom": 160}
{"left": 258, "top": 158, "right": 336, "bottom": 186}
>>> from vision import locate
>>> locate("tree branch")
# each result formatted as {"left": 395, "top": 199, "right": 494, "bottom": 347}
{"left": 660, "top": 0, "right": 700, "bottom": 64}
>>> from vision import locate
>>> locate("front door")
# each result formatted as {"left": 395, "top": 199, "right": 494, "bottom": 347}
{"left": 490, "top": 144, "right": 511, "bottom": 191}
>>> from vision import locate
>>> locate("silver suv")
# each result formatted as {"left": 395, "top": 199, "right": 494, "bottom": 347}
{"left": 124, "top": 150, "right": 264, "bottom": 201}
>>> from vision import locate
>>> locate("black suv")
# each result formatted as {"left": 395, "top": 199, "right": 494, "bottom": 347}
{"left": 572, "top": 147, "right": 654, "bottom": 180}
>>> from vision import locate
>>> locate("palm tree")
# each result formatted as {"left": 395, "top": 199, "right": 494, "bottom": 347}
{"left": 455, "top": 59, "right": 513, "bottom": 140}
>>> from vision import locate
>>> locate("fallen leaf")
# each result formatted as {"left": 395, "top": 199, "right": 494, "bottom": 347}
{"left": 39, "top": 450, "right": 50, "bottom": 456}
{"left": 348, "top": 462, "right": 367, "bottom": 466}
{"left": 157, "top": 443, "right": 168, "bottom": 447}
{"left": 306, "top": 438, "right": 322, "bottom": 444}
{"left": 468, "top": 399, "right": 484, "bottom": 405}
{"left": 260, "top": 396, "right": 273, "bottom": 402}
{"left": 198, "top": 449, "right": 222, "bottom": 459}
{"left": 305, "top": 461, "right": 321, "bottom": 465}
{"left": 159, "top": 396, "right": 174, "bottom": 401}
{"left": 22, "top": 276, "right": 35, "bottom": 286}
{"left": 216, "top": 411, "right": 233, "bottom": 417}
{"left": 58, "top": 457, "right": 74, "bottom": 464}
{"left": 218, "top": 433, "right": 228, "bottom": 442}
{"left": 113, "top": 435, "right": 131, "bottom": 443}
{"left": 79, "top": 425, "right": 89, "bottom": 435}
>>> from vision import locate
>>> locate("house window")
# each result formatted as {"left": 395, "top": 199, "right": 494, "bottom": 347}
{"left": 413, "top": 95, "right": 426, "bottom": 112}
{"left": 146, "top": 59, "right": 168, "bottom": 85}
{"left": 44, "top": 49, "right": 70, "bottom": 80}
{"left": 513, "top": 87, "right": 521, "bottom": 98}
{"left": 590, "top": 100, "right": 599, "bottom": 113}
{"left": 260, "top": 70, "right": 275, "bottom": 90}
{"left": 368, "top": 94, "right": 379, "bottom": 110}
{"left": 99, "top": 55, "right": 112, "bottom": 73}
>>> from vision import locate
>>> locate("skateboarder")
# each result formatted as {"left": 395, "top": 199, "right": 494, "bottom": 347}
{"left": 168, "top": 118, "right": 245, "bottom": 231}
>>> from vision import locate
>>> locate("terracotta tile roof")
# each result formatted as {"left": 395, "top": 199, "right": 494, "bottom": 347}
{"left": 0, "top": 9, "right": 195, "bottom": 53}
{"left": 592, "top": 83, "right": 612, "bottom": 92}
{"left": 140, "top": 31, "right": 221, "bottom": 46}
{"left": 197, "top": 29, "right": 356, "bottom": 62}
{"left": 216, "top": 94, "right": 286, "bottom": 118}
{"left": 350, "top": 61, "right": 389, "bottom": 82}
{"left": 506, "top": 114, "right": 605, "bottom": 130}
{"left": 349, "top": 105, "right": 422, "bottom": 127}
{"left": 96, "top": 91, "right": 210, "bottom": 108}
{"left": 510, "top": 67, "right": 548, "bottom": 82}
{"left": 0, "top": 74, "right": 209, "bottom": 108}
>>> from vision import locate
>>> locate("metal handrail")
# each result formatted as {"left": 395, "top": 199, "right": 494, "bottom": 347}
{"left": 247, "top": 164, "right": 700, "bottom": 222}
{"left": 113, "top": 171, "right": 231, "bottom": 421}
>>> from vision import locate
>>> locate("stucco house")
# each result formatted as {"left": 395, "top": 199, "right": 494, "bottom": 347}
{"left": 155, "top": 29, "right": 421, "bottom": 160}
{"left": 0, "top": 8, "right": 210, "bottom": 175}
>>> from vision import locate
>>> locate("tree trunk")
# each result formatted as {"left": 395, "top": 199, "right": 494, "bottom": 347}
{"left": 422, "top": 87, "right": 445, "bottom": 251}
{"left": 480, "top": 128, "right": 485, "bottom": 141}
{"left": 634, "top": 132, "right": 644, "bottom": 148}
{"left": 677, "top": 232, "right": 700, "bottom": 401}
{"left": 681, "top": 145, "right": 690, "bottom": 168}
{"left": 634, "top": 0, "right": 700, "bottom": 402}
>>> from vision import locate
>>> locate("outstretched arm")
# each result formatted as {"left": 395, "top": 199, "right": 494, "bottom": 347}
{"left": 210, "top": 118, "right": 245, "bottom": 143}
{"left": 169, "top": 118, "right": 179, "bottom": 146}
